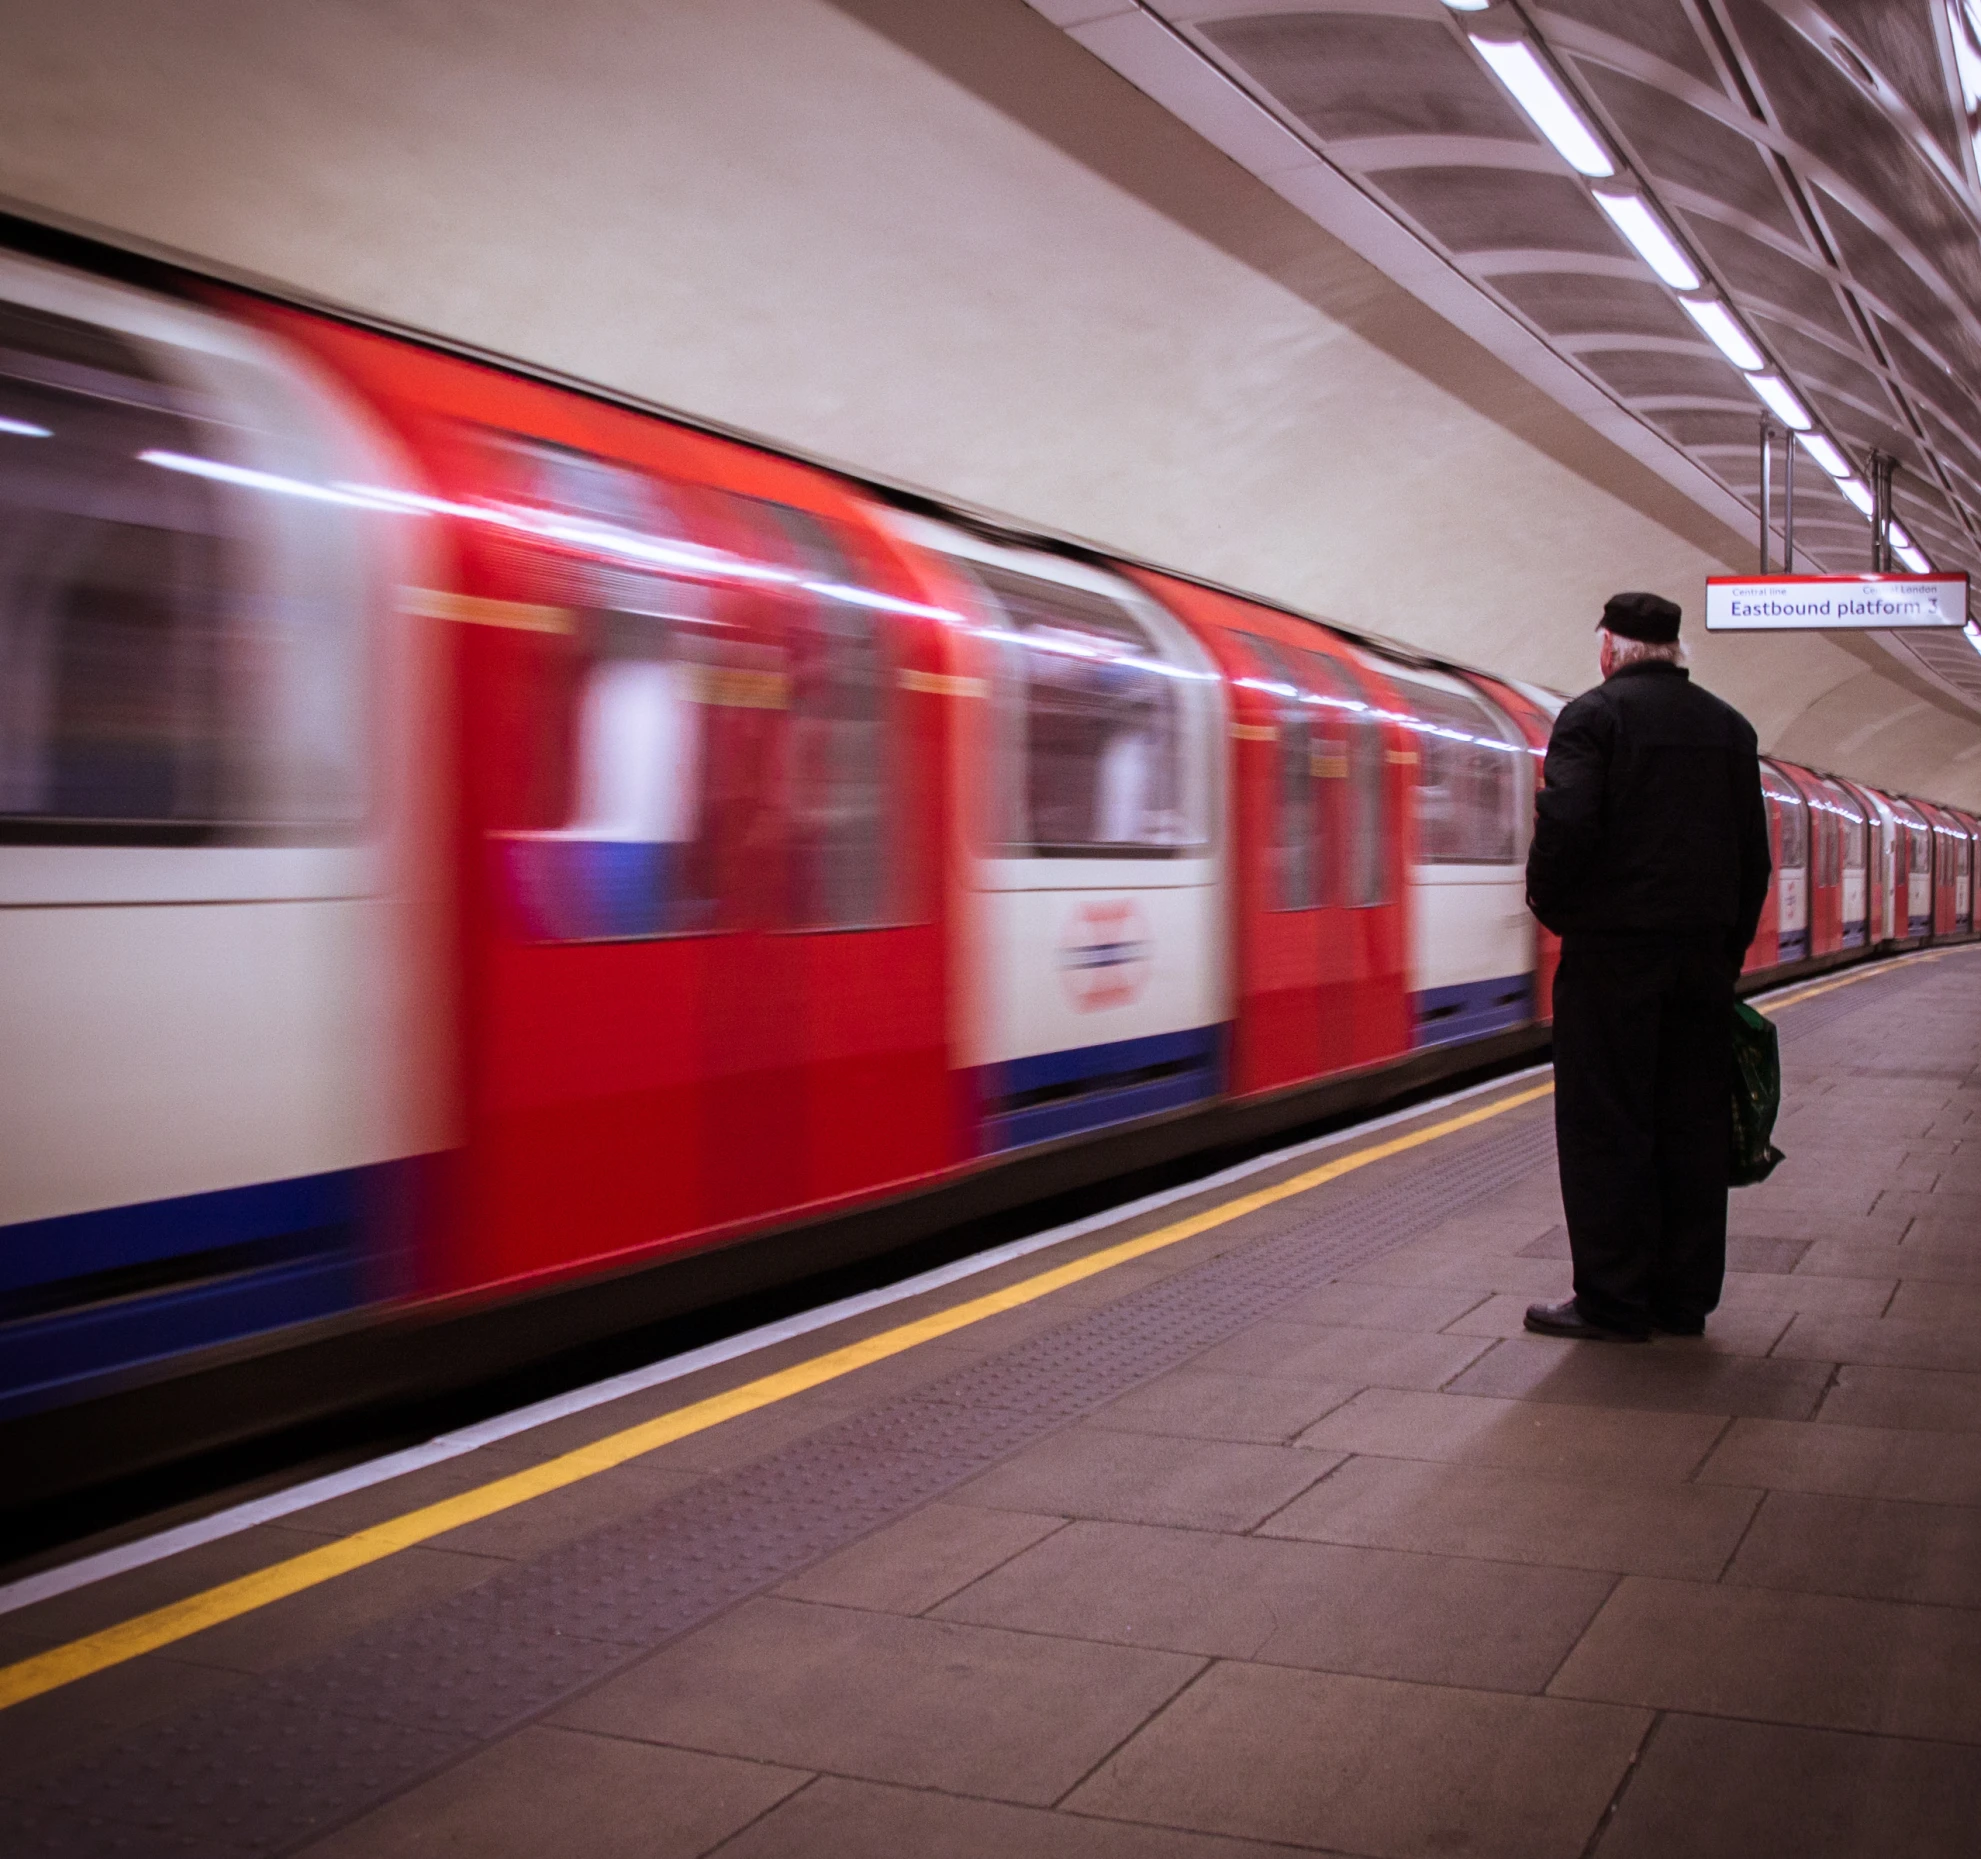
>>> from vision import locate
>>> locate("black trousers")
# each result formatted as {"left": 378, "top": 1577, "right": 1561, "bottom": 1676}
{"left": 1552, "top": 931, "right": 1734, "bottom": 1329}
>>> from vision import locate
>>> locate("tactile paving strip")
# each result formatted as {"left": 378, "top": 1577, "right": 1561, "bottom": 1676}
{"left": 1774, "top": 957, "right": 1943, "bottom": 1045}
{"left": 4, "top": 1106, "right": 1559, "bottom": 1855}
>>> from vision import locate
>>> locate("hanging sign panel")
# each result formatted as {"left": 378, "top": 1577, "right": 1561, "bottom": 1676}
{"left": 1705, "top": 572, "right": 1969, "bottom": 631}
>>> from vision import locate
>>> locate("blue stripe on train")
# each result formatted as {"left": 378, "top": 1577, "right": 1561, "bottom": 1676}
{"left": 977, "top": 1025, "right": 1226, "bottom": 1153}
{"left": 0, "top": 1163, "right": 404, "bottom": 1419}
{"left": 1411, "top": 972, "right": 1533, "bottom": 1049}
{"left": 1778, "top": 928, "right": 1810, "bottom": 962}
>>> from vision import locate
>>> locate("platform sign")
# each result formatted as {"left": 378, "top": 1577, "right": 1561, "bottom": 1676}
{"left": 1705, "top": 572, "right": 1969, "bottom": 632}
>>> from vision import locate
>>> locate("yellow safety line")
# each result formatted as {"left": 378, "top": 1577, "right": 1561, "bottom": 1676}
{"left": 0, "top": 1079, "right": 1554, "bottom": 1712}
{"left": 1758, "top": 946, "right": 1945, "bottom": 1016}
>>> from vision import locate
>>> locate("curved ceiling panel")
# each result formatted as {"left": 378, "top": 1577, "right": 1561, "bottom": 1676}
{"left": 1033, "top": 0, "right": 1981, "bottom": 714}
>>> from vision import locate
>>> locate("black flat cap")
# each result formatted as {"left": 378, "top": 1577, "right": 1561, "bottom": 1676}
{"left": 1599, "top": 591, "right": 1681, "bottom": 642}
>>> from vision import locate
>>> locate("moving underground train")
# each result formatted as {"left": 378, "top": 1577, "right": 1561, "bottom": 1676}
{"left": 2, "top": 230, "right": 1976, "bottom": 1498}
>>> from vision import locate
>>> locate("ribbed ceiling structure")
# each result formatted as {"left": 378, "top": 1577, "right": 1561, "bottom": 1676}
{"left": 1029, "top": 0, "right": 1981, "bottom": 710}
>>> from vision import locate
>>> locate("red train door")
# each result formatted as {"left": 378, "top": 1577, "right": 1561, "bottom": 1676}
{"left": 249, "top": 308, "right": 957, "bottom": 1299}
{"left": 1777, "top": 764, "right": 1839, "bottom": 958}
{"left": 1129, "top": 574, "right": 1410, "bottom": 1098}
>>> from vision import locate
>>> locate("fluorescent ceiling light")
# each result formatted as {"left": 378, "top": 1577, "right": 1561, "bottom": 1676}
{"left": 1591, "top": 191, "right": 1700, "bottom": 288}
{"left": 1889, "top": 521, "right": 1913, "bottom": 549}
{"left": 0, "top": 415, "right": 51, "bottom": 438}
{"left": 1745, "top": 374, "right": 1811, "bottom": 430}
{"left": 1797, "top": 432, "right": 1851, "bottom": 478}
{"left": 1895, "top": 543, "right": 1932, "bottom": 573}
{"left": 1837, "top": 477, "right": 1874, "bottom": 516}
{"left": 1469, "top": 37, "right": 1615, "bottom": 177}
{"left": 1680, "top": 298, "right": 1766, "bottom": 372}
{"left": 1439, "top": 0, "right": 1493, "bottom": 10}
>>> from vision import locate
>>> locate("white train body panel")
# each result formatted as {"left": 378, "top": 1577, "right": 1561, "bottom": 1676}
{"left": 1, "top": 892, "right": 407, "bottom": 1226}
{"left": 972, "top": 871, "right": 1225, "bottom": 1069}
{"left": 889, "top": 515, "right": 1229, "bottom": 1150}
{"left": 0, "top": 251, "right": 447, "bottom": 1413}
{"left": 1408, "top": 867, "right": 1535, "bottom": 998}
{"left": 1842, "top": 867, "right": 1867, "bottom": 932}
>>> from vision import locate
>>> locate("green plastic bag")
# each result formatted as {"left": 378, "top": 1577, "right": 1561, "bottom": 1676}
{"left": 1730, "top": 999, "right": 1786, "bottom": 1186}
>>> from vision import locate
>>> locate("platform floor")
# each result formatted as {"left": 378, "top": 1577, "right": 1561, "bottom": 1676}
{"left": 3, "top": 947, "right": 1979, "bottom": 1858}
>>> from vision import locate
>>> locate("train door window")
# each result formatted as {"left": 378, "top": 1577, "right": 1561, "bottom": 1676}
{"left": 1310, "top": 648, "right": 1388, "bottom": 905}
{"left": 1381, "top": 670, "right": 1521, "bottom": 864}
{"left": 0, "top": 293, "right": 364, "bottom": 840}
{"left": 1764, "top": 772, "right": 1808, "bottom": 869}
{"left": 744, "top": 500, "right": 893, "bottom": 930}
{"left": 1234, "top": 631, "right": 1319, "bottom": 910}
{"left": 485, "top": 434, "right": 754, "bottom": 942}
{"left": 1817, "top": 798, "right": 1839, "bottom": 887}
{"left": 973, "top": 563, "right": 1210, "bottom": 857}
{"left": 1838, "top": 794, "right": 1867, "bottom": 872}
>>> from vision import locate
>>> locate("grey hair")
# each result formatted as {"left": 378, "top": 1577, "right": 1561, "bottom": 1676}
{"left": 1605, "top": 632, "right": 1687, "bottom": 667}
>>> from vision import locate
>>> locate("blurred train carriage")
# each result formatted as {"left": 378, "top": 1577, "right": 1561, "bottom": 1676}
{"left": 1, "top": 235, "right": 1975, "bottom": 1500}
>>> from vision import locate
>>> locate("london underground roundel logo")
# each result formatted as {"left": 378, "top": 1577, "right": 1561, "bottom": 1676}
{"left": 1058, "top": 898, "right": 1153, "bottom": 1012}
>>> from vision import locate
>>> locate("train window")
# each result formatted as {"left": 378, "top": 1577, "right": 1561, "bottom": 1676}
{"left": 1835, "top": 792, "right": 1867, "bottom": 870}
{"left": 1235, "top": 632, "right": 1319, "bottom": 911}
{"left": 490, "top": 437, "right": 753, "bottom": 942}
{"left": 747, "top": 501, "right": 892, "bottom": 930}
{"left": 0, "top": 295, "right": 362, "bottom": 841}
{"left": 1382, "top": 670, "right": 1520, "bottom": 864}
{"left": 974, "top": 564, "right": 1208, "bottom": 858}
{"left": 1765, "top": 774, "right": 1808, "bottom": 869}
{"left": 1310, "top": 648, "right": 1388, "bottom": 906}
{"left": 1817, "top": 803, "right": 1839, "bottom": 887}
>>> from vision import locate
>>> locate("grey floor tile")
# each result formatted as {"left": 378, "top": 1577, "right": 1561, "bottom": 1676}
{"left": 1726, "top": 1490, "right": 1981, "bottom": 1607}
{"left": 774, "top": 1502, "right": 1065, "bottom": 1614}
{"left": 1597, "top": 1714, "right": 1981, "bottom": 1859}
{"left": 0, "top": 1651, "right": 241, "bottom": 1796}
{"left": 1715, "top": 1270, "right": 1894, "bottom": 1316}
{"left": 1444, "top": 1294, "right": 1792, "bottom": 1356}
{"left": 1446, "top": 1336, "right": 1833, "bottom": 1419}
{"left": 1086, "top": 1368, "right": 1363, "bottom": 1445}
{"left": 549, "top": 1596, "right": 1200, "bottom": 1805}
{"left": 295, "top": 1726, "right": 809, "bottom": 1858}
{"left": 167, "top": 1543, "right": 509, "bottom": 1676}
{"left": 1747, "top": 1214, "right": 1915, "bottom": 1250}
{"left": 1519, "top": 1230, "right": 1811, "bottom": 1275}
{"left": 1907, "top": 1213, "right": 1981, "bottom": 1249}
{"left": 1795, "top": 1240, "right": 1981, "bottom": 1286}
{"left": 1268, "top": 1282, "right": 1488, "bottom": 1331}
{"left": 1874, "top": 1187, "right": 1981, "bottom": 1223}
{"left": 1698, "top": 1416, "right": 1981, "bottom": 1504}
{"left": 1190, "top": 1321, "right": 1494, "bottom": 1390}
{"left": 1065, "top": 1661, "right": 1648, "bottom": 1859}
{"left": 934, "top": 1518, "right": 1613, "bottom": 1692}
{"left": 1817, "top": 1365, "right": 1981, "bottom": 1431}
{"left": 1341, "top": 1249, "right": 1572, "bottom": 1295}
{"left": 1888, "top": 1281, "right": 1981, "bottom": 1324}
{"left": 1295, "top": 1387, "right": 1727, "bottom": 1483}
{"left": 1258, "top": 1455, "right": 1756, "bottom": 1578}
{"left": 715, "top": 1774, "right": 1307, "bottom": 1859}
{"left": 1775, "top": 1313, "right": 1981, "bottom": 1372}
{"left": 952, "top": 1424, "right": 1339, "bottom": 1532}
{"left": 1549, "top": 1576, "right": 1981, "bottom": 1742}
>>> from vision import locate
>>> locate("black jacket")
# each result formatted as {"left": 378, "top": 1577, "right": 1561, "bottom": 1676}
{"left": 1526, "top": 661, "right": 1772, "bottom": 961}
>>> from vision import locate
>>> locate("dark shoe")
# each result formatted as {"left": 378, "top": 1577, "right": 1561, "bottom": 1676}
{"left": 1651, "top": 1312, "right": 1707, "bottom": 1337}
{"left": 1523, "top": 1298, "right": 1650, "bottom": 1343}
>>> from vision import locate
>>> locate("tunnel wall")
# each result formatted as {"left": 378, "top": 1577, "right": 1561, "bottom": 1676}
{"left": 3, "top": 0, "right": 1976, "bottom": 803}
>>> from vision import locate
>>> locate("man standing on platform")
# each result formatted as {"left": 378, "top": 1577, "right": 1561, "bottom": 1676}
{"left": 1523, "top": 592, "right": 1772, "bottom": 1343}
